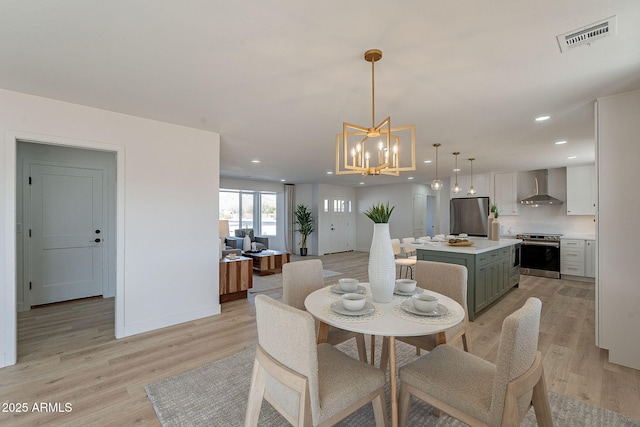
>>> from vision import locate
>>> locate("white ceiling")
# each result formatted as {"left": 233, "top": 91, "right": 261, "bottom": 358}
{"left": 1, "top": 1, "right": 639, "bottom": 187}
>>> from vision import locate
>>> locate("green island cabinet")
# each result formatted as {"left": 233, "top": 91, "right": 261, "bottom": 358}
{"left": 416, "top": 244, "right": 519, "bottom": 321}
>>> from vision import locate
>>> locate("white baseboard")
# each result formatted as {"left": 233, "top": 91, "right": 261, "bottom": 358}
{"left": 122, "top": 304, "right": 221, "bottom": 338}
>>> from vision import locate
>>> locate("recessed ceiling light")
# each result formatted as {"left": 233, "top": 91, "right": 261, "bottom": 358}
{"left": 251, "top": 159, "right": 260, "bottom": 163}
{"left": 423, "top": 160, "right": 432, "bottom": 164}
{"left": 453, "top": 168, "right": 460, "bottom": 172}
{"left": 555, "top": 140, "right": 567, "bottom": 145}
{"left": 326, "top": 171, "right": 333, "bottom": 175}
{"left": 359, "top": 182, "right": 365, "bottom": 185}
{"left": 535, "top": 115, "right": 551, "bottom": 122}
{"left": 567, "top": 155, "right": 577, "bottom": 159}
{"left": 280, "top": 179, "right": 286, "bottom": 182}
{"left": 408, "top": 177, "right": 414, "bottom": 180}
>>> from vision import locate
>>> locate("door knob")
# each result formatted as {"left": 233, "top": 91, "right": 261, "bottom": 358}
{"left": 94, "top": 238, "right": 101, "bottom": 243}
{"left": 95, "top": 229, "right": 101, "bottom": 234}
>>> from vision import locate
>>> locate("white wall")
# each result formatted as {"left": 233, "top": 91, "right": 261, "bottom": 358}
{"left": 356, "top": 183, "right": 445, "bottom": 251}
{"left": 596, "top": 89, "right": 640, "bottom": 370}
{"left": 357, "top": 184, "right": 410, "bottom": 251}
{"left": 1, "top": 88, "right": 220, "bottom": 368}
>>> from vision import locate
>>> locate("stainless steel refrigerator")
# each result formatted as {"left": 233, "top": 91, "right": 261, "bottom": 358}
{"left": 450, "top": 197, "right": 490, "bottom": 237}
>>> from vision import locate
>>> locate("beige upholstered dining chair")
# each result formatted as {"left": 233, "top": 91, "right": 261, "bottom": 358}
{"left": 397, "top": 297, "right": 553, "bottom": 427}
{"left": 245, "top": 295, "right": 387, "bottom": 427}
{"left": 401, "top": 237, "right": 417, "bottom": 254}
{"left": 282, "top": 259, "right": 368, "bottom": 363}
{"left": 378, "top": 260, "right": 472, "bottom": 372}
{"left": 391, "top": 238, "right": 417, "bottom": 279}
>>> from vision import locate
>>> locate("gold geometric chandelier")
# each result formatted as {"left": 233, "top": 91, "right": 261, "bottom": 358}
{"left": 336, "top": 49, "right": 416, "bottom": 176}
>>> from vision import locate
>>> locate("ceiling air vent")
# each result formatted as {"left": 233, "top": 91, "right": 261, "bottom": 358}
{"left": 557, "top": 16, "right": 616, "bottom": 52}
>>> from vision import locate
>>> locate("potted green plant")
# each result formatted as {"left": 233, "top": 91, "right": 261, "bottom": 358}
{"left": 363, "top": 202, "right": 395, "bottom": 223}
{"left": 490, "top": 204, "right": 500, "bottom": 218}
{"left": 294, "top": 204, "right": 315, "bottom": 256}
{"left": 363, "top": 202, "right": 396, "bottom": 303}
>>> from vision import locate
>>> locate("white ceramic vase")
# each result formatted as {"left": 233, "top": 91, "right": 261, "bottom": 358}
{"left": 368, "top": 223, "right": 396, "bottom": 303}
{"left": 491, "top": 220, "right": 500, "bottom": 241}
{"left": 243, "top": 235, "right": 251, "bottom": 251}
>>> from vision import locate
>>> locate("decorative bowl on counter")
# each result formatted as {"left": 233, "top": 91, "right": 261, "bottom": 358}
{"left": 446, "top": 238, "right": 474, "bottom": 246}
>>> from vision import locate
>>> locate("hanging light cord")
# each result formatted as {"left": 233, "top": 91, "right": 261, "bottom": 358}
{"left": 371, "top": 57, "right": 375, "bottom": 129}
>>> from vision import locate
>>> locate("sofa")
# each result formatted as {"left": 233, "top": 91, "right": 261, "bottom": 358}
{"left": 234, "top": 229, "right": 269, "bottom": 251}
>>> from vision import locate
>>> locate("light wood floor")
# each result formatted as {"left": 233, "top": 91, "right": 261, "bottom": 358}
{"left": 1, "top": 251, "right": 639, "bottom": 425}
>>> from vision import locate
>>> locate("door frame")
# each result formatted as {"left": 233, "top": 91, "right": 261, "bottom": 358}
{"left": 4, "top": 130, "right": 126, "bottom": 366}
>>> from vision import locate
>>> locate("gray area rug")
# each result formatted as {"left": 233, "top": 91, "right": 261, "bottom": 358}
{"left": 145, "top": 340, "right": 639, "bottom": 426}
{"left": 249, "top": 269, "right": 343, "bottom": 293}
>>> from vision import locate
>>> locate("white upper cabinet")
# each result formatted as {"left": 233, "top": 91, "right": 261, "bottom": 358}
{"left": 566, "top": 165, "right": 596, "bottom": 215}
{"left": 493, "top": 172, "right": 518, "bottom": 215}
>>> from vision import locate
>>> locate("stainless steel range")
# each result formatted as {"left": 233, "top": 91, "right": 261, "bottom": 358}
{"left": 517, "top": 233, "right": 562, "bottom": 279}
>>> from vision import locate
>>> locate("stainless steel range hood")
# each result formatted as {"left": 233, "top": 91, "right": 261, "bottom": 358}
{"left": 519, "top": 170, "right": 564, "bottom": 206}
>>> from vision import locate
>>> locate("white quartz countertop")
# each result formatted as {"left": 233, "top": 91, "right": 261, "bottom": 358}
{"left": 402, "top": 238, "right": 521, "bottom": 254}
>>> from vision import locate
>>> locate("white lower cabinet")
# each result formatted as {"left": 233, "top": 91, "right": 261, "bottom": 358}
{"left": 561, "top": 238, "right": 595, "bottom": 280}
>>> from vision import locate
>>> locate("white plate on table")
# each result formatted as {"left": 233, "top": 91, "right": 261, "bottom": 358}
{"left": 330, "top": 284, "right": 367, "bottom": 295}
{"left": 400, "top": 300, "right": 449, "bottom": 317}
{"left": 330, "top": 301, "right": 375, "bottom": 317}
{"left": 393, "top": 286, "right": 425, "bottom": 296}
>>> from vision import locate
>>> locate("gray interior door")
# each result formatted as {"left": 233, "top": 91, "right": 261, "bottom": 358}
{"left": 29, "top": 164, "right": 105, "bottom": 305}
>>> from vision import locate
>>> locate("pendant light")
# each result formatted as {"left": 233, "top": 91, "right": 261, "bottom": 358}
{"left": 452, "top": 152, "right": 461, "bottom": 193}
{"left": 467, "top": 158, "right": 477, "bottom": 195}
{"left": 430, "top": 143, "right": 442, "bottom": 191}
{"left": 335, "top": 49, "right": 416, "bottom": 176}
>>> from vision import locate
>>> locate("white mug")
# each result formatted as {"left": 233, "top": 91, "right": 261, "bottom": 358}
{"left": 251, "top": 242, "right": 257, "bottom": 251}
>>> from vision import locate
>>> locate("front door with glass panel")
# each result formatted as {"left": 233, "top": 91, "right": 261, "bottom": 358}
{"left": 329, "top": 197, "right": 351, "bottom": 253}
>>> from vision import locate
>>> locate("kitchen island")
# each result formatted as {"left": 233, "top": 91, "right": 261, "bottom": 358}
{"left": 403, "top": 238, "right": 521, "bottom": 320}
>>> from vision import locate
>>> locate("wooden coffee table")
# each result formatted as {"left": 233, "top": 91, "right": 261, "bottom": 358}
{"left": 242, "top": 250, "right": 290, "bottom": 276}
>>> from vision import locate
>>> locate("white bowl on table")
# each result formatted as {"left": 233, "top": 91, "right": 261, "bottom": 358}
{"left": 342, "top": 293, "right": 366, "bottom": 311}
{"left": 338, "top": 278, "right": 359, "bottom": 292}
{"left": 395, "top": 279, "right": 417, "bottom": 293}
{"left": 412, "top": 293, "right": 439, "bottom": 312}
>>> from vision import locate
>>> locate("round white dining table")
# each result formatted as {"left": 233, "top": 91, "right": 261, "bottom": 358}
{"left": 304, "top": 283, "right": 465, "bottom": 427}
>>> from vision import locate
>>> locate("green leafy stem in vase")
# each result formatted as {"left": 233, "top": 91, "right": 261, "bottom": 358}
{"left": 363, "top": 202, "right": 395, "bottom": 223}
